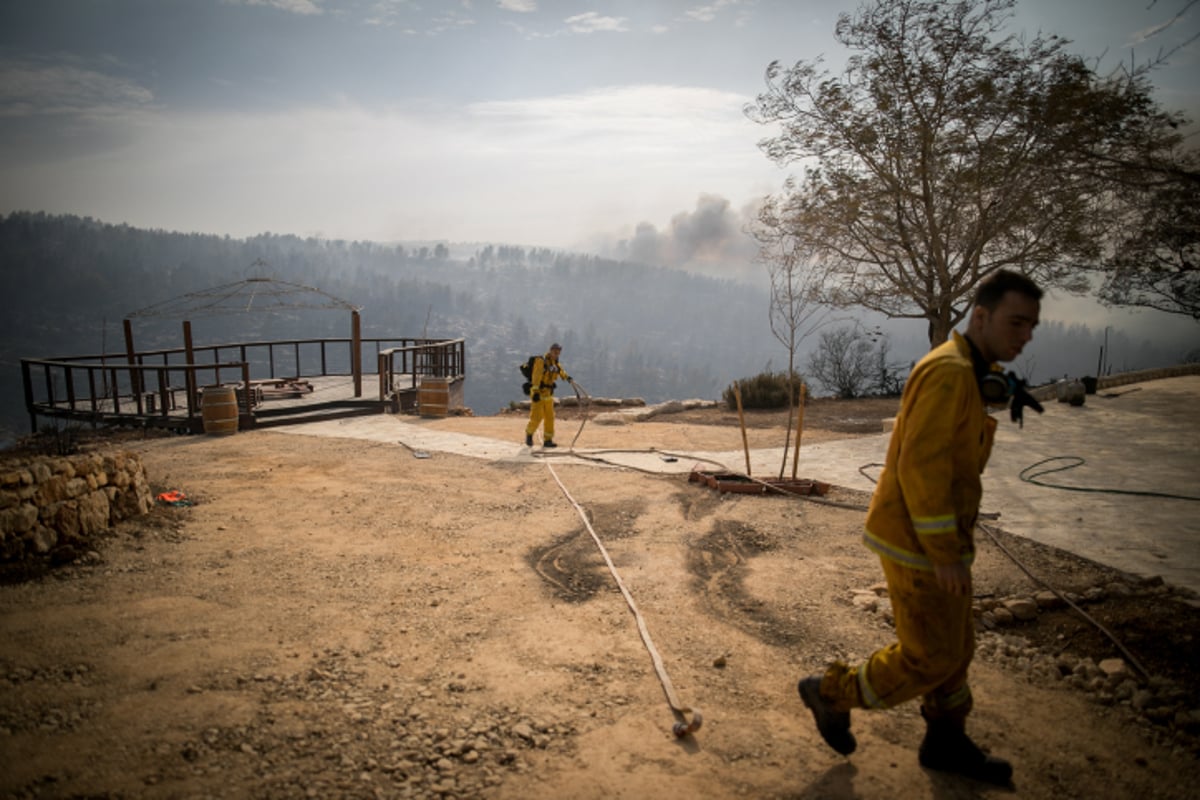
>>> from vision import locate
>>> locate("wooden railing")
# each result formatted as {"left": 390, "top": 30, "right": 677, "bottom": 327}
{"left": 21, "top": 336, "right": 466, "bottom": 433}
{"left": 20, "top": 357, "right": 253, "bottom": 432}
{"left": 377, "top": 339, "right": 466, "bottom": 402}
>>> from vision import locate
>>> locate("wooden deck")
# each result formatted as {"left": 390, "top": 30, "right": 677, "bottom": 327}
{"left": 80, "top": 373, "right": 432, "bottom": 432}
{"left": 21, "top": 336, "right": 465, "bottom": 435}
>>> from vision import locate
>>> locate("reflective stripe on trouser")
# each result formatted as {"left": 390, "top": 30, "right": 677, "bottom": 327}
{"left": 525, "top": 394, "right": 556, "bottom": 440}
{"left": 820, "top": 556, "right": 974, "bottom": 721}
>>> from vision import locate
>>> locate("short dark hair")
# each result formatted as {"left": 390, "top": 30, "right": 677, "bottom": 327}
{"left": 974, "top": 270, "right": 1043, "bottom": 310}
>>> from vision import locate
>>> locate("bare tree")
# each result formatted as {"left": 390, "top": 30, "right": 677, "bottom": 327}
{"left": 758, "top": 212, "right": 837, "bottom": 477}
{"left": 745, "top": 0, "right": 1188, "bottom": 347}
{"left": 807, "top": 326, "right": 877, "bottom": 399}
{"left": 868, "top": 334, "right": 908, "bottom": 396}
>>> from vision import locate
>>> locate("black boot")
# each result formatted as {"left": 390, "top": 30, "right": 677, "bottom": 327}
{"left": 918, "top": 710, "right": 1013, "bottom": 787}
{"left": 798, "top": 677, "right": 856, "bottom": 755}
{"left": 525, "top": 433, "right": 533, "bottom": 447}
{"left": 543, "top": 439, "right": 557, "bottom": 448}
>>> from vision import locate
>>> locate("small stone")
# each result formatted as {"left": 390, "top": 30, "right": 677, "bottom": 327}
{"left": 1174, "top": 709, "right": 1200, "bottom": 732}
{"left": 1131, "top": 689, "right": 1155, "bottom": 711}
{"left": 851, "top": 593, "right": 878, "bottom": 613}
{"left": 1034, "top": 590, "right": 1063, "bottom": 609}
{"left": 1144, "top": 706, "right": 1175, "bottom": 724}
{"left": 1098, "top": 658, "right": 1129, "bottom": 679}
{"left": 1003, "top": 598, "right": 1038, "bottom": 621}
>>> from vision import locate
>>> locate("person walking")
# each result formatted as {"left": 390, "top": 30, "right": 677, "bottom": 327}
{"left": 797, "top": 270, "right": 1043, "bottom": 787}
{"left": 525, "top": 343, "right": 571, "bottom": 448}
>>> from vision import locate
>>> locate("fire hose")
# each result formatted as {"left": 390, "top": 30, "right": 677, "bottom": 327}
{"left": 543, "top": 461, "right": 702, "bottom": 737}
{"left": 539, "top": 394, "right": 703, "bottom": 738}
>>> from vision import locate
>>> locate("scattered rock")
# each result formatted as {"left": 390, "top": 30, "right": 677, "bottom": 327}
{"left": 1003, "top": 598, "right": 1039, "bottom": 621}
{"left": 1034, "top": 590, "right": 1063, "bottom": 609}
{"left": 1099, "top": 658, "right": 1130, "bottom": 679}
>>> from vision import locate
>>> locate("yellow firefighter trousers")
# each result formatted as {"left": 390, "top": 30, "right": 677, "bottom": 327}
{"left": 821, "top": 557, "right": 975, "bottom": 721}
{"left": 525, "top": 393, "right": 556, "bottom": 441}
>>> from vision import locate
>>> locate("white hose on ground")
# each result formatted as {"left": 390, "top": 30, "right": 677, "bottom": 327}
{"left": 543, "top": 458, "right": 702, "bottom": 737}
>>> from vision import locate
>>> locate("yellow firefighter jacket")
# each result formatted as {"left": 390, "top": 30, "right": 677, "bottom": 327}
{"left": 530, "top": 353, "right": 570, "bottom": 397}
{"left": 863, "top": 331, "right": 998, "bottom": 571}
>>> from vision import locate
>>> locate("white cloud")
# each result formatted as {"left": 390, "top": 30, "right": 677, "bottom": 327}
{"left": 497, "top": 0, "right": 536, "bottom": 12}
{"left": 564, "top": 12, "right": 629, "bottom": 34}
{"left": 222, "top": 0, "right": 324, "bottom": 15}
{"left": 684, "top": 0, "right": 742, "bottom": 24}
{"left": 0, "top": 84, "right": 782, "bottom": 249}
{"left": 0, "top": 59, "right": 154, "bottom": 118}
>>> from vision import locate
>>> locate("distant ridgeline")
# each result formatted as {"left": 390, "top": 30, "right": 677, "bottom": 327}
{"left": 0, "top": 212, "right": 776, "bottom": 435}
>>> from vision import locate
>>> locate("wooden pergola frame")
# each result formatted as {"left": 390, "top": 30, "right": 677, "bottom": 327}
{"left": 122, "top": 275, "right": 364, "bottom": 400}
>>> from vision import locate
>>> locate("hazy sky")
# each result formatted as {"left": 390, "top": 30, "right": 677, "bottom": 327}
{"left": 1, "top": 0, "right": 1198, "bottom": 349}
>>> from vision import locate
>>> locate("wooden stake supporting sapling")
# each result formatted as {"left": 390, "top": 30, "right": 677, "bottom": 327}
{"left": 791, "top": 382, "right": 806, "bottom": 480}
{"left": 733, "top": 382, "right": 751, "bottom": 477}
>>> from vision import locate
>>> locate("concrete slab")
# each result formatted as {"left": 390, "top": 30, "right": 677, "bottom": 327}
{"left": 274, "top": 375, "right": 1200, "bottom": 594}
{"left": 984, "top": 375, "right": 1200, "bottom": 594}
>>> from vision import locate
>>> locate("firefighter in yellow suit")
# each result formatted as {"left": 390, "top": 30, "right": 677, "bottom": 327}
{"left": 525, "top": 343, "right": 571, "bottom": 448}
{"left": 797, "top": 270, "right": 1043, "bottom": 787}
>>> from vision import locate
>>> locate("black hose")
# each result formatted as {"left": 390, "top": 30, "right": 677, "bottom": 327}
{"left": 1019, "top": 456, "right": 1200, "bottom": 502}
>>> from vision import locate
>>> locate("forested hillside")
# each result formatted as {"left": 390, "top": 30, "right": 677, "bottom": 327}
{"left": 0, "top": 212, "right": 784, "bottom": 440}
{"left": 4, "top": 212, "right": 1193, "bottom": 445}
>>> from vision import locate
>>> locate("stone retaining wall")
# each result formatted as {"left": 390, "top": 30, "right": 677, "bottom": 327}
{"left": 0, "top": 451, "right": 153, "bottom": 562}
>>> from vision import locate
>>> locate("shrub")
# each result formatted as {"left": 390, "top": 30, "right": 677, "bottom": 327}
{"left": 723, "top": 370, "right": 805, "bottom": 410}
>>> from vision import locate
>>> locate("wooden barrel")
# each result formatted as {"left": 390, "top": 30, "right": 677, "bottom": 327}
{"left": 201, "top": 385, "right": 239, "bottom": 435}
{"left": 418, "top": 377, "right": 450, "bottom": 418}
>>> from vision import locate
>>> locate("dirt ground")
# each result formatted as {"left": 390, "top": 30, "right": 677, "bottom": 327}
{"left": 2, "top": 397, "right": 1198, "bottom": 800}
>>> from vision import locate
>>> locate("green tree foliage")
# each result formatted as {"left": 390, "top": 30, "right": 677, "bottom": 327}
{"left": 746, "top": 0, "right": 1188, "bottom": 346}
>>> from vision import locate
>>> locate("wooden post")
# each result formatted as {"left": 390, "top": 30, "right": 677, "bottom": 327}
{"left": 791, "top": 382, "right": 807, "bottom": 480}
{"left": 21, "top": 360, "right": 37, "bottom": 433}
{"left": 734, "top": 382, "right": 751, "bottom": 477}
{"left": 183, "top": 320, "right": 196, "bottom": 409}
{"left": 122, "top": 318, "right": 139, "bottom": 396}
{"left": 351, "top": 309, "right": 362, "bottom": 398}
{"left": 241, "top": 362, "right": 253, "bottom": 428}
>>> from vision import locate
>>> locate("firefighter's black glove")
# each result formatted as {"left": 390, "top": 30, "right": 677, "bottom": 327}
{"left": 1008, "top": 372, "right": 1043, "bottom": 428}
{"left": 532, "top": 392, "right": 541, "bottom": 402}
